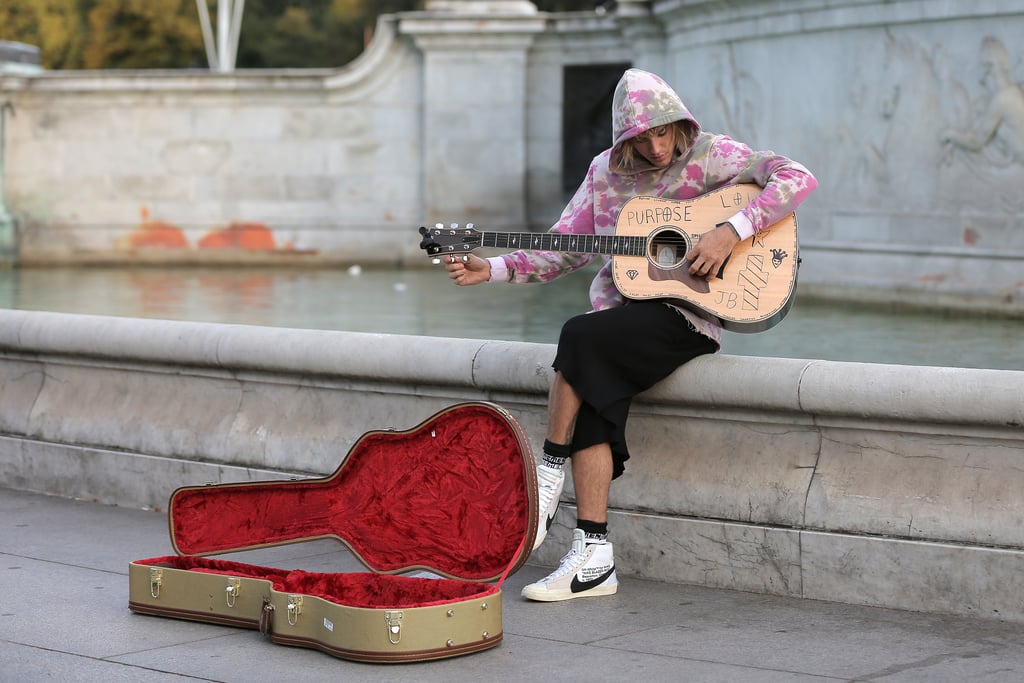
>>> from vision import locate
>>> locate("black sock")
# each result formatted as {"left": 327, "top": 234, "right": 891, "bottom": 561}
{"left": 576, "top": 518, "right": 608, "bottom": 543}
{"left": 542, "top": 439, "right": 571, "bottom": 469}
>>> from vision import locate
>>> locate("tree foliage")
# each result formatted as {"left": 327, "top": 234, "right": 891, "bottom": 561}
{"left": 83, "top": 0, "right": 205, "bottom": 69}
{"left": 233, "top": 0, "right": 456, "bottom": 68}
{"left": 0, "top": 0, "right": 88, "bottom": 69}
{"left": 0, "top": 0, "right": 597, "bottom": 70}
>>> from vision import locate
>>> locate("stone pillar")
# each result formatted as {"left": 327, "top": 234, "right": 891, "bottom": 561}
{"left": 401, "top": 1, "right": 544, "bottom": 231}
{"left": 0, "top": 100, "right": 14, "bottom": 264}
{"left": 614, "top": 1, "right": 666, "bottom": 73}
{"left": 0, "top": 41, "right": 40, "bottom": 265}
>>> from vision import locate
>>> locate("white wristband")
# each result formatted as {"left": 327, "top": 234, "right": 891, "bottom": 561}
{"left": 486, "top": 256, "right": 508, "bottom": 282}
{"left": 726, "top": 211, "right": 755, "bottom": 240}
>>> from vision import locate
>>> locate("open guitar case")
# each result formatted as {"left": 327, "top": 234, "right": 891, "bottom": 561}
{"left": 129, "top": 401, "right": 537, "bottom": 663}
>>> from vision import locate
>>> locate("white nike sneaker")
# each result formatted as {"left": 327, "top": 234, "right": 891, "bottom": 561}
{"left": 521, "top": 528, "right": 618, "bottom": 601}
{"left": 532, "top": 463, "right": 564, "bottom": 551}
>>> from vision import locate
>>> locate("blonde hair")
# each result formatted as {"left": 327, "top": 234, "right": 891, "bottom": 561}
{"left": 617, "top": 120, "right": 695, "bottom": 170}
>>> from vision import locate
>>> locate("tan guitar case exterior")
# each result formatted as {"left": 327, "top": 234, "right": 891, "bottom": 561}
{"left": 129, "top": 401, "right": 536, "bottom": 663}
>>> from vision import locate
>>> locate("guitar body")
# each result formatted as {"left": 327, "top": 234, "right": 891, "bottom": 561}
{"left": 611, "top": 185, "right": 798, "bottom": 332}
{"left": 418, "top": 183, "right": 799, "bottom": 333}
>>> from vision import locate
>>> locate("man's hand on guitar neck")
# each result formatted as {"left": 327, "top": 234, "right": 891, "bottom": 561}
{"left": 685, "top": 222, "right": 741, "bottom": 280}
{"left": 444, "top": 253, "right": 491, "bottom": 286}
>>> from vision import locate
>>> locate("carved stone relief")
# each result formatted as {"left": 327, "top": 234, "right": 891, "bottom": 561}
{"left": 829, "top": 30, "right": 1023, "bottom": 231}
{"left": 709, "top": 45, "right": 762, "bottom": 147}
{"left": 940, "top": 37, "right": 1024, "bottom": 172}
{"left": 838, "top": 30, "right": 950, "bottom": 205}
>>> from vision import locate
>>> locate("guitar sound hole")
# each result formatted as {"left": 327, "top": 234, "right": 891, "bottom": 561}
{"left": 648, "top": 228, "right": 691, "bottom": 269}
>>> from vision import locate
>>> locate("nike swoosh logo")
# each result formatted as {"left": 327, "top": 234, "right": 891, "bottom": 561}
{"left": 570, "top": 565, "right": 614, "bottom": 593}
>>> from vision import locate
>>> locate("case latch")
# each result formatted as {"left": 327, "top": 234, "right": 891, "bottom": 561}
{"left": 385, "top": 610, "right": 404, "bottom": 644}
{"left": 225, "top": 577, "right": 241, "bottom": 607}
{"left": 287, "top": 594, "right": 303, "bottom": 626}
{"left": 149, "top": 567, "right": 163, "bottom": 598}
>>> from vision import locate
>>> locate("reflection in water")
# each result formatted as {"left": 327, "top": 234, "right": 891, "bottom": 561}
{"left": 0, "top": 265, "right": 1021, "bottom": 371}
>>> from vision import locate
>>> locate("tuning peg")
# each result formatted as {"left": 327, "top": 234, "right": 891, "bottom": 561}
{"left": 431, "top": 257, "right": 442, "bottom": 265}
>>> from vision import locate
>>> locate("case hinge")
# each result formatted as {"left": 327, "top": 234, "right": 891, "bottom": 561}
{"left": 259, "top": 598, "right": 274, "bottom": 636}
{"left": 385, "top": 610, "right": 404, "bottom": 644}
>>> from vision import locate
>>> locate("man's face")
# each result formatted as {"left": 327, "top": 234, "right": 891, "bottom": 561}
{"left": 633, "top": 125, "right": 675, "bottom": 168}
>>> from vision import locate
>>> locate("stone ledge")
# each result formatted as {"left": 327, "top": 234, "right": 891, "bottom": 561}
{"left": 0, "top": 310, "right": 1022, "bottom": 622}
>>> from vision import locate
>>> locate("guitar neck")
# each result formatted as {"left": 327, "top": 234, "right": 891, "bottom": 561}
{"left": 480, "top": 231, "right": 646, "bottom": 256}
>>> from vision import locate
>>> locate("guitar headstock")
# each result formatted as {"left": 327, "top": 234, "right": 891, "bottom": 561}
{"left": 418, "top": 223, "right": 483, "bottom": 261}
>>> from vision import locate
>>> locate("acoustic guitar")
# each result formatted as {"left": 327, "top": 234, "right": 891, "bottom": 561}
{"left": 418, "top": 183, "right": 798, "bottom": 333}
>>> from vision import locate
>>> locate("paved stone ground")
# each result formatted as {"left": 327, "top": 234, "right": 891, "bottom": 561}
{"left": 3, "top": 486, "right": 1024, "bottom": 682}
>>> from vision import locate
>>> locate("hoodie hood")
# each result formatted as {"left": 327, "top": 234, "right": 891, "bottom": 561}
{"left": 611, "top": 68, "right": 700, "bottom": 149}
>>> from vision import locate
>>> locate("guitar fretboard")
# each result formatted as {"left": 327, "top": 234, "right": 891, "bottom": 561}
{"left": 480, "top": 232, "right": 649, "bottom": 256}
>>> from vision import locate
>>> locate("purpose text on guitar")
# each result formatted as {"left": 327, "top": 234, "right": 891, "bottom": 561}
{"left": 418, "top": 183, "right": 799, "bottom": 333}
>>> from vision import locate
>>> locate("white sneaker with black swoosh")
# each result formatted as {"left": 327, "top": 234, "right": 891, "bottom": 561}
{"left": 532, "top": 463, "right": 564, "bottom": 551}
{"left": 521, "top": 528, "right": 618, "bottom": 601}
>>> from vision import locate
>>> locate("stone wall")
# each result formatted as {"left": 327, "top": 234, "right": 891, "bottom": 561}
{"left": 0, "top": 308, "right": 1021, "bottom": 621}
{"left": 655, "top": 0, "right": 1024, "bottom": 313}
{"left": 0, "top": 17, "right": 425, "bottom": 265}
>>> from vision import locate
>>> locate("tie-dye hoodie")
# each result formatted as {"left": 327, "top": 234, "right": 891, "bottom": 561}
{"left": 486, "top": 68, "right": 817, "bottom": 343}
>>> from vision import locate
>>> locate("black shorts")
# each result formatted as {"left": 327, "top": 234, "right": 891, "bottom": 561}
{"left": 552, "top": 300, "right": 717, "bottom": 478}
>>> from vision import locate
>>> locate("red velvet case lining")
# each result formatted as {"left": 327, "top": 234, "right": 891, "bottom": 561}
{"left": 137, "top": 556, "right": 499, "bottom": 610}
{"left": 169, "top": 403, "right": 532, "bottom": 581}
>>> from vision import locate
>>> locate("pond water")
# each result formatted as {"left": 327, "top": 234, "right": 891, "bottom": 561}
{"left": 1, "top": 265, "right": 1021, "bottom": 371}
